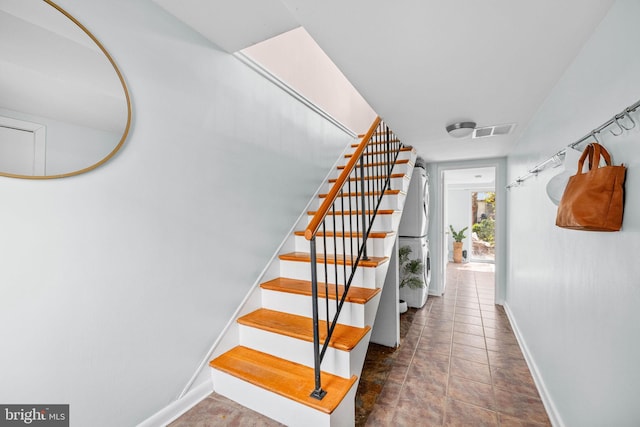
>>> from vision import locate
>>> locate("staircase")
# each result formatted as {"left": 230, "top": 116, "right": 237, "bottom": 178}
{"left": 209, "top": 118, "right": 417, "bottom": 426}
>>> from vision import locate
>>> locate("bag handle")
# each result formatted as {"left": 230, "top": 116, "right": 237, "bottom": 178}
{"left": 592, "top": 142, "right": 612, "bottom": 167}
{"left": 576, "top": 144, "right": 594, "bottom": 175}
{"left": 576, "top": 142, "right": 612, "bottom": 175}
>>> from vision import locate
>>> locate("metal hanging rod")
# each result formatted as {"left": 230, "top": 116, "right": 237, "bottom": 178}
{"left": 507, "top": 98, "right": 640, "bottom": 189}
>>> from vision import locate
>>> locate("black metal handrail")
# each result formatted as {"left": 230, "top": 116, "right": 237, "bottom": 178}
{"left": 304, "top": 117, "right": 403, "bottom": 399}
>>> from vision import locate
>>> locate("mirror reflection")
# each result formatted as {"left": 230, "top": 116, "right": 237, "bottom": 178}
{"left": 0, "top": 0, "right": 130, "bottom": 178}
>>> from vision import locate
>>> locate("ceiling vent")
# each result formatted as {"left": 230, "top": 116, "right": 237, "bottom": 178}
{"left": 472, "top": 123, "right": 516, "bottom": 139}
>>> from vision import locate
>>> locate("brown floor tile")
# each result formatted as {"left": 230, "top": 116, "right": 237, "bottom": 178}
{"left": 418, "top": 330, "right": 452, "bottom": 351}
{"left": 386, "top": 363, "right": 409, "bottom": 384}
{"left": 454, "top": 313, "right": 483, "bottom": 326}
{"left": 428, "top": 319, "right": 455, "bottom": 332}
{"left": 479, "top": 310, "right": 500, "bottom": 319}
{"left": 452, "top": 342, "right": 489, "bottom": 364}
{"left": 491, "top": 365, "right": 540, "bottom": 398}
{"left": 169, "top": 394, "right": 283, "bottom": 427}
{"left": 375, "top": 380, "right": 402, "bottom": 407}
{"left": 494, "top": 389, "right": 550, "bottom": 425}
{"left": 394, "top": 343, "right": 416, "bottom": 366}
{"left": 480, "top": 303, "right": 501, "bottom": 312}
{"left": 484, "top": 336, "right": 519, "bottom": 351}
{"left": 455, "top": 293, "right": 478, "bottom": 302}
{"left": 453, "top": 331, "right": 487, "bottom": 349}
{"left": 403, "top": 365, "right": 449, "bottom": 396}
{"left": 429, "top": 309, "right": 455, "bottom": 321}
{"left": 498, "top": 413, "right": 552, "bottom": 426}
{"left": 355, "top": 379, "right": 384, "bottom": 423}
{"left": 450, "top": 356, "right": 492, "bottom": 384}
{"left": 487, "top": 350, "right": 529, "bottom": 371}
{"left": 413, "top": 349, "right": 451, "bottom": 373}
{"left": 483, "top": 326, "right": 515, "bottom": 340}
{"left": 483, "top": 316, "right": 513, "bottom": 330}
{"left": 455, "top": 306, "right": 482, "bottom": 317}
{"left": 364, "top": 405, "right": 395, "bottom": 426}
{"left": 420, "top": 329, "right": 454, "bottom": 343}
{"left": 447, "top": 375, "right": 496, "bottom": 410}
{"left": 443, "top": 397, "right": 499, "bottom": 427}
{"left": 394, "top": 389, "right": 446, "bottom": 426}
{"left": 453, "top": 322, "right": 485, "bottom": 337}
{"left": 455, "top": 300, "right": 481, "bottom": 310}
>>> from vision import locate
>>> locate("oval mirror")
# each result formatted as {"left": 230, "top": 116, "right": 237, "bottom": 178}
{"left": 0, "top": 0, "right": 131, "bottom": 178}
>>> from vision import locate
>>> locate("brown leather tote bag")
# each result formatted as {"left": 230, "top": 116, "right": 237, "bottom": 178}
{"left": 555, "top": 142, "right": 626, "bottom": 231}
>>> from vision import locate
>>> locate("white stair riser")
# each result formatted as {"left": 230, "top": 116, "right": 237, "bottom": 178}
{"left": 261, "top": 288, "right": 381, "bottom": 328}
{"left": 319, "top": 175, "right": 410, "bottom": 194}
{"left": 344, "top": 148, "right": 414, "bottom": 162}
{"left": 294, "top": 234, "right": 395, "bottom": 258}
{"left": 211, "top": 369, "right": 356, "bottom": 427}
{"left": 329, "top": 161, "right": 413, "bottom": 180}
{"left": 391, "top": 162, "right": 413, "bottom": 176}
{"left": 238, "top": 325, "right": 371, "bottom": 379}
{"left": 280, "top": 260, "right": 389, "bottom": 289}
{"left": 307, "top": 212, "right": 402, "bottom": 233}
{"left": 316, "top": 192, "right": 405, "bottom": 211}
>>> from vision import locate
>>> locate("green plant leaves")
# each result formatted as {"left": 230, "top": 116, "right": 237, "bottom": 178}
{"left": 399, "top": 245, "right": 425, "bottom": 288}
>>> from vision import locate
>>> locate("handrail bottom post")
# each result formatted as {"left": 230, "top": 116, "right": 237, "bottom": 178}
{"left": 309, "top": 238, "right": 326, "bottom": 400}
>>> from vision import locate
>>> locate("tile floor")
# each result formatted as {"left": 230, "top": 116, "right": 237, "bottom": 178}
{"left": 170, "top": 262, "right": 551, "bottom": 426}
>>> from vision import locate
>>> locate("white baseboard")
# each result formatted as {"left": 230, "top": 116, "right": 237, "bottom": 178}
{"left": 137, "top": 380, "right": 213, "bottom": 427}
{"left": 503, "top": 303, "right": 564, "bottom": 427}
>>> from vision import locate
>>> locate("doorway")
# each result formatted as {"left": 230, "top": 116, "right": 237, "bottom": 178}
{"left": 429, "top": 159, "right": 506, "bottom": 305}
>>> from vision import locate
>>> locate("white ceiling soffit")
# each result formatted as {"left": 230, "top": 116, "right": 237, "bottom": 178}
{"left": 445, "top": 167, "right": 496, "bottom": 187}
{"left": 279, "top": 0, "right": 615, "bottom": 161}
{"left": 152, "top": 0, "right": 299, "bottom": 53}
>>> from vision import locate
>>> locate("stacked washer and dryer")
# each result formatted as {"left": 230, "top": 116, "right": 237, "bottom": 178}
{"left": 398, "top": 157, "right": 431, "bottom": 308}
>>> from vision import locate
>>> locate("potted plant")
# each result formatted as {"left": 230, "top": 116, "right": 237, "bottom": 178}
{"left": 399, "top": 299, "right": 408, "bottom": 314}
{"left": 399, "top": 245, "right": 425, "bottom": 289}
{"left": 449, "top": 225, "right": 468, "bottom": 263}
{"left": 398, "top": 245, "right": 424, "bottom": 313}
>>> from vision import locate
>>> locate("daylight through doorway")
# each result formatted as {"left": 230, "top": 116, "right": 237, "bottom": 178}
{"left": 471, "top": 191, "right": 495, "bottom": 262}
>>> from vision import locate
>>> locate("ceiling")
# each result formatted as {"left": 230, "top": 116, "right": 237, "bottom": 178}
{"left": 445, "top": 167, "right": 495, "bottom": 189}
{"left": 153, "top": 0, "right": 614, "bottom": 162}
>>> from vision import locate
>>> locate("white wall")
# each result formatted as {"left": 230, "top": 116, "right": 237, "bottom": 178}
{"left": 506, "top": 1, "right": 640, "bottom": 425}
{"left": 0, "top": 1, "right": 353, "bottom": 426}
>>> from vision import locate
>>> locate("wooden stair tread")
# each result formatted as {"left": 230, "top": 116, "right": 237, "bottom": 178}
{"left": 338, "top": 158, "right": 410, "bottom": 169}
{"left": 328, "top": 173, "right": 406, "bottom": 183}
{"left": 319, "top": 189, "right": 402, "bottom": 198}
{"left": 307, "top": 209, "right": 397, "bottom": 216}
{"left": 345, "top": 146, "right": 413, "bottom": 157}
{"left": 238, "top": 308, "right": 371, "bottom": 351}
{"left": 210, "top": 346, "right": 357, "bottom": 414}
{"left": 261, "top": 277, "right": 381, "bottom": 304}
{"left": 279, "top": 252, "right": 388, "bottom": 267}
{"left": 294, "top": 230, "right": 394, "bottom": 239}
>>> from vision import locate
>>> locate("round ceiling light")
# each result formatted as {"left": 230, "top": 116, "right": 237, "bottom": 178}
{"left": 446, "top": 121, "right": 476, "bottom": 138}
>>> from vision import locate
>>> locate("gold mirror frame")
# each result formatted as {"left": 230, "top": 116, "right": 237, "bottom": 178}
{"left": 0, "top": 0, "right": 131, "bottom": 179}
